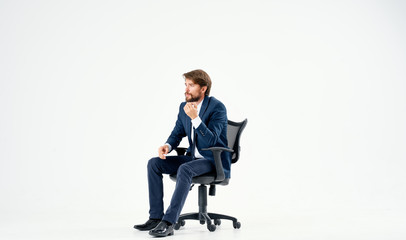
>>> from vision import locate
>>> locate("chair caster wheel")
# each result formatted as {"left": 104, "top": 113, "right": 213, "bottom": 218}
{"left": 214, "top": 219, "right": 221, "bottom": 225}
{"left": 208, "top": 224, "right": 216, "bottom": 232}
{"left": 174, "top": 220, "right": 185, "bottom": 230}
{"left": 200, "top": 220, "right": 205, "bottom": 225}
{"left": 233, "top": 221, "right": 241, "bottom": 229}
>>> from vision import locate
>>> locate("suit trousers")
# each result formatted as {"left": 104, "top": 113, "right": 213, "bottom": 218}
{"left": 147, "top": 155, "right": 215, "bottom": 224}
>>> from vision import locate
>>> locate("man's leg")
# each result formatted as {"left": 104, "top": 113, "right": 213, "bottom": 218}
{"left": 147, "top": 155, "right": 192, "bottom": 220}
{"left": 162, "top": 159, "right": 215, "bottom": 224}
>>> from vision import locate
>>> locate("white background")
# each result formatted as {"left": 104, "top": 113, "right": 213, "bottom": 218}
{"left": 1, "top": 0, "right": 406, "bottom": 239}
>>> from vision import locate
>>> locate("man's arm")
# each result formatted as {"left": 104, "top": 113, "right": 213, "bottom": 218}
{"left": 195, "top": 103, "right": 227, "bottom": 148}
{"left": 165, "top": 103, "right": 187, "bottom": 151}
{"left": 184, "top": 100, "right": 227, "bottom": 148}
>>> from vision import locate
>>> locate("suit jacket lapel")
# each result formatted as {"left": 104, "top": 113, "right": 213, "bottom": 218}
{"left": 199, "top": 96, "right": 210, "bottom": 119}
{"left": 185, "top": 112, "right": 192, "bottom": 143}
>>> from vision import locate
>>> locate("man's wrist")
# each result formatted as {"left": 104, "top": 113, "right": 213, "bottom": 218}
{"left": 191, "top": 116, "right": 202, "bottom": 129}
{"left": 165, "top": 143, "right": 172, "bottom": 152}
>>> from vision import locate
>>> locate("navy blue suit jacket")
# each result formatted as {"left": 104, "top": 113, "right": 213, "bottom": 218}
{"left": 166, "top": 96, "right": 232, "bottom": 178}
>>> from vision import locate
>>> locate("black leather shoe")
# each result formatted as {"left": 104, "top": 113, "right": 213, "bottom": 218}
{"left": 134, "top": 219, "right": 161, "bottom": 231}
{"left": 149, "top": 221, "right": 174, "bottom": 237}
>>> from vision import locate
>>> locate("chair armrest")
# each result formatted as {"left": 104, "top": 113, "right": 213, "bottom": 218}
{"left": 174, "top": 147, "right": 187, "bottom": 156}
{"left": 201, "top": 147, "right": 234, "bottom": 182}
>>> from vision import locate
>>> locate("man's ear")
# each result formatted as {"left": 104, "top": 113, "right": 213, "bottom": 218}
{"left": 201, "top": 86, "right": 207, "bottom": 94}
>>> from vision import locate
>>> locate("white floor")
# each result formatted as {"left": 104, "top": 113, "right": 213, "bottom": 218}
{"left": 1, "top": 209, "right": 406, "bottom": 240}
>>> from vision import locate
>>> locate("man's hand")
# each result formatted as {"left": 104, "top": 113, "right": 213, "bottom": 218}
{"left": 184, "top": 102, "right": 198, "bottom": 120}
{"left": 158, "top": 145, "right": 169, "bottom": 159}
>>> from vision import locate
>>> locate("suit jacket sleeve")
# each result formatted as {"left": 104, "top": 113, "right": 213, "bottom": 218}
{"left": 195, "top": 101, "right": 227, "bottom": 148}
{"left": 165, "top": 103, "right": 186, "bottom": 151}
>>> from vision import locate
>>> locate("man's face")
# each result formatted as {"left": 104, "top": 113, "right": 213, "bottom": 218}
{"left": 185, "top": 78, "right": 206, "bottom": 102}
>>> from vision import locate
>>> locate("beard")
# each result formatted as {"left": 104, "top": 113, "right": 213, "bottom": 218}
{"left": 185, "top": 92, "right": 202, "bottom": 102}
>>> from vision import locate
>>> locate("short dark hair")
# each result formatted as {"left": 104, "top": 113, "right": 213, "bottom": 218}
{"left": 183, "top": 69, "right": 212, "bottom": 96}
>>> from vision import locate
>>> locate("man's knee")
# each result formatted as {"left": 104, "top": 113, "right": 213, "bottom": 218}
{"left": 147, "top": 157, "right": 161, "bottom": 170}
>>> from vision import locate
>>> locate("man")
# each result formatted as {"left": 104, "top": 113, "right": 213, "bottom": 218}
{"left": 134, "top": 69, "right": 231, "bottom": 237}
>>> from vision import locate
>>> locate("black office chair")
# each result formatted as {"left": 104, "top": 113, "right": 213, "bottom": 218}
{"left": 170, "top": 118, "right": 248, "bottom": 232}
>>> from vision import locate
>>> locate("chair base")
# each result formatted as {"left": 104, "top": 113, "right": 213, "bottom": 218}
{"left": 174, "top": 185, "right": 241, "bottom": 232}
{"left": 175, "top": 212, "right": 241, "bottom": 231}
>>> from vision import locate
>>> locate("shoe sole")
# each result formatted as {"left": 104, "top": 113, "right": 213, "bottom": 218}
{"left": 134, "top": 225, "right": 160, "bottom": 231}
{"left": 149, "top": 230, "right": 174, "bottom": 237}
{"left": 134, "top": 224, "right": 160, "bottom": 231}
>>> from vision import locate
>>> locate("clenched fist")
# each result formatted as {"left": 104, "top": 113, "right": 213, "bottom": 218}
{"left": 184, "top": 102, "right": 198, "bottom": 120}
{"left": 158, "top": 145, "right": 169, "bottom": 159}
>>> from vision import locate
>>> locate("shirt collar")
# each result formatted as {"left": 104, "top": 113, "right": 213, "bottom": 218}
{"left": 196, "top": 100, "right": 203, "bottom": 114}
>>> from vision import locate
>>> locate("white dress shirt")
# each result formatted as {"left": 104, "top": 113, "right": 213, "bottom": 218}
{"left": 166, "top": 101, "right": 203, "bottom": 158}
{"left": 191, "top": 101, "right": 203, "bottom": 159}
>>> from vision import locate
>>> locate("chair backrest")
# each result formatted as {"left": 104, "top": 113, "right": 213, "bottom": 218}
{"left": 227, "top": 119, "right": 247, "bottom": 163}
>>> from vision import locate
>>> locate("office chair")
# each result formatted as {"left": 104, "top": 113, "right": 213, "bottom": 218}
{"left": 170, "top": 118, "right": 248, "bottom": 232}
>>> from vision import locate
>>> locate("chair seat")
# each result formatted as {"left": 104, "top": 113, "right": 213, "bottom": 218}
{"left": 170, "top": 173, "right": 230, "bottom": 185}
